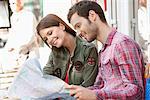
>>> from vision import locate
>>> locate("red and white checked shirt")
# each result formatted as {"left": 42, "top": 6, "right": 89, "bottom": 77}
{"left": 89, "top": 29, "right": 145, "bottom": 100}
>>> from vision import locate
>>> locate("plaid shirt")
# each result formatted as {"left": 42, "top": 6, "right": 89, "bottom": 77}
{"left": 89, "top": 29, "right": 145, "bottom": 100}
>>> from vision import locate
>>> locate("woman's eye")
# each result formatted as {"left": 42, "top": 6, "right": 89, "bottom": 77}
{"left": 47, "top": 31, "right": 52, "bottom": 35}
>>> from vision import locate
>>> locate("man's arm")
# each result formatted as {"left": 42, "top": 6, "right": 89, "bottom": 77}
{"left": 19, "top": 35, "right": 42, "bottom": 55}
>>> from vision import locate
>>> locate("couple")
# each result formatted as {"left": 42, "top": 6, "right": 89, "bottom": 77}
{"left": 9, "top": 1, "right": 145, "bottom": 100}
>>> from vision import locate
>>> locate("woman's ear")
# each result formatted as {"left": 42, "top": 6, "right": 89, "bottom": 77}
{"left": 88, "top": 10, "right": 96, "bottom": 22}
{"left": 59, "top": 23, "right": 65, "bottom": 31}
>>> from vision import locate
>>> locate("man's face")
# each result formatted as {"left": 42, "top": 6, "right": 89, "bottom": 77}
{"left": 9, "top": 0, "right": 17, "bottom": 12}
{"left": 70, "top": 13, "right": 97, "bottom": 42}
{"left": 9, "top": 0, "right": 23, "bottom": 12}
{"left": 139, "top": 0, "right": 147, "bottom": 7}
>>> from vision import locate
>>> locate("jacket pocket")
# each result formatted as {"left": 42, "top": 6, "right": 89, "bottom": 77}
{"left": 70, "top": 60, "right": 84, "bottom": 85}
{"left": 73, "top": 68, "right": 83, "bottom": 85}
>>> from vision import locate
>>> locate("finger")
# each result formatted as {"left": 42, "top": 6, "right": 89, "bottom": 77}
{"left": 74, "top": 92, "right": 81, "bottom": 99}
{"left": 8, "top": 48, "right": 15, "bottom": 52}
{"left": 148, "top": 65, "right": 150, "bottom": 78}
{"left": 64, "top": 83, "right": 69, "bottom": 87}
{"left": 65, "top": 84, "right": 71, "bottom": 89}
{"left": 145, "top": 66, "right": 148, "bottom": 78}
{"left": 70, "top": 89, "right": 77, "bottom": 96}
{"left": 77, "top": 98, "right": 80, "bottom": 100}
{"left": 65, "top": 85, "right": 79, "bottom": 89}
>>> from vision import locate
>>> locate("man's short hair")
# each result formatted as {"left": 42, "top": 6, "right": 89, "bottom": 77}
{"left": 67, "top": 1, "right": 107, "bottom": 24}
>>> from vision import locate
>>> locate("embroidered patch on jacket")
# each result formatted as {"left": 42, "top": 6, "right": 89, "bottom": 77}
{"left": 74, "top": 61, "right": 83, "bottom": 71}
{"left": 87, "top": 57, "right": 95, "bottom": 65}
{"left": 54, "top": 68, "right": 61, "bottom": 78}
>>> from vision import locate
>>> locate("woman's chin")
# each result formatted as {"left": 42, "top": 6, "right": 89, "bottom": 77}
{"left": 55, "top": 45, "right": 61, "bottom": 48}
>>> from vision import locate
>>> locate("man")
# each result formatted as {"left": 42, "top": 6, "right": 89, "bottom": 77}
{"left": 138, "top": 0, "right": 150, "bottom": 79}
{"left": 138, "top": 0, "right": 149, "bottom": 64}
{"left": 0, "top": 0, "right": 37, "bottom": 70}
{"left": 6, "top": 0, "right": 37, "bottom": 51}
{"left": 66, "top": 1, "right": 145, "bottom": 99}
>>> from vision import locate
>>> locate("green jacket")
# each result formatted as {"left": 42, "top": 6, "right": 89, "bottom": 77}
{"left": 43, "top": 37, "right": 98, "bottom": 87}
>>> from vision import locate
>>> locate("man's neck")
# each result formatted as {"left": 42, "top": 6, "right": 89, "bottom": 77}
{"left": 97, "top": 24, "right": 113, "bottom": 45}
{"left": 16, "top": 7, "right": 23, "bottom": 12}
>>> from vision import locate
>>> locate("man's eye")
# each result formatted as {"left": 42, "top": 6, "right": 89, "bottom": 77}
{"left": 75, "top": 24, "right": 81, "bottom": 30}
{"left": 76, "top": 24, "right": 80, "bottom": 28}
{"left": 10, "top": 3, "right": 16, "bottom": 5}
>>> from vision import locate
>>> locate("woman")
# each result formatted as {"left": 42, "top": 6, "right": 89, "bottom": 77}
{"left": 36, "top": 14, "right": 98, "bottom": 87}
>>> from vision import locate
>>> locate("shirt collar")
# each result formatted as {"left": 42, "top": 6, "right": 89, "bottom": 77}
{"left": 101, "top": 28, "right": 117, "bottom": 51}
{"left": 105, "top": 28, "right": 117, "bottom": 46}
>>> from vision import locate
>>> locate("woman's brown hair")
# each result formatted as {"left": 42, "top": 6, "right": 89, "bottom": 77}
{"left": 36, "top": 14, "right": 76, "bottom": 37}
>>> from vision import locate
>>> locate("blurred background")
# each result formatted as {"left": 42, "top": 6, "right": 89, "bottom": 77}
{"left": 0, "top": 0, "right": 150, "bottom": 53}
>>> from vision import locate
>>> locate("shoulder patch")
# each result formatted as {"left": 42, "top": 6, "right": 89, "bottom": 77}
{"left": 54, "top": 68, "right": 61, "bottom": 78}
{"left": 74, "top": 61, "right": 83, "bottom": 71}
{"left": 87, "top": 57, "right": 95, "bottom": 65}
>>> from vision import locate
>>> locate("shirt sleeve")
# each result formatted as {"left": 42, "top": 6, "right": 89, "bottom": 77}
{"left": 92, "top": 40, "right": 145, "bottom": 99}
{"left": 20, "top": 11, "right": 37, "bottom": 43}
{"left": 81, "top": 46, "right": 99, "bottom": 87}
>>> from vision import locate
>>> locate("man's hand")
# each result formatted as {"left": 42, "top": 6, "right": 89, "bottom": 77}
{"left": 19, "top": 44, "right": 29, "bottom": 55}
{"left": 8, "top": 48, "right": 15, "bottom": 52}
{"left": 65, "top": 85, "right": 97, "bottom": 100}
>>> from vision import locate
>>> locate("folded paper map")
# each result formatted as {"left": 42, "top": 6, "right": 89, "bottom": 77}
{"left": 8, "top": 57, "right": 74, "bottom": 100}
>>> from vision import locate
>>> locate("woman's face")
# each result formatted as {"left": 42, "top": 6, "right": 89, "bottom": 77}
{"left": 39, "top": 25, "right": 66, "bottom": 48}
